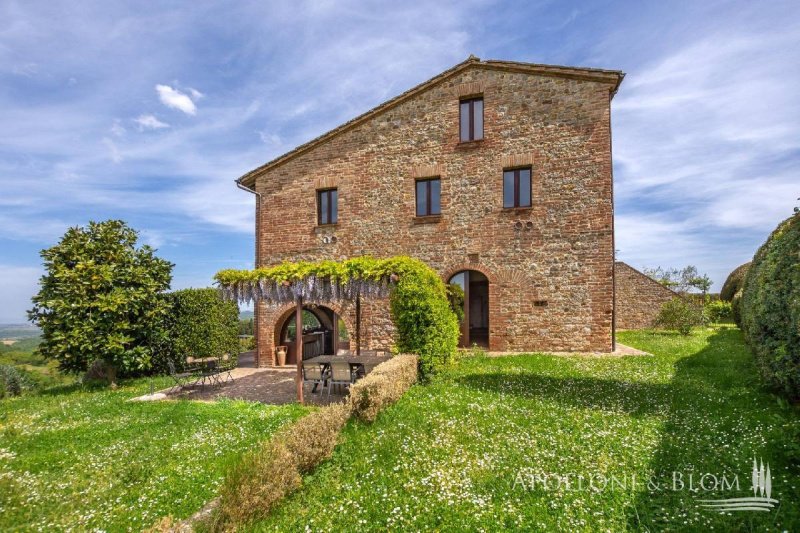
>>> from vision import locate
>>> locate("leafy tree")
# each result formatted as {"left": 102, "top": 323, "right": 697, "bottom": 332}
{"left": 28, "top": 220, "right": 173, "bottom": 385}
{"left": 643, "top": 265, "right": 712, "bottom": 295}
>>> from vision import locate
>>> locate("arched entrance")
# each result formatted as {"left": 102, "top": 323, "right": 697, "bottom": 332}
{"left": 276, "top": 306, "right": 350, "bottom": 365}
{"left": 448, "top": 270, "right": 489, "bottom": 348}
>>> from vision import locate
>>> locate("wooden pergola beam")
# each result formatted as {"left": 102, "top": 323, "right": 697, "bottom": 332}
{"left": 295, "top": 296, "right": 304, "bottom": 404}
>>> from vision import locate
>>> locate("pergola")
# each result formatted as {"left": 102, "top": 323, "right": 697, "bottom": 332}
{"left": 219, "top": 274, "right": 395, "bottom": 403}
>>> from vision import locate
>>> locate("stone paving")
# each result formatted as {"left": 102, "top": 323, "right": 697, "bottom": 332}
{"left": 162, "top": 351, "right": 390, "bottom": 405}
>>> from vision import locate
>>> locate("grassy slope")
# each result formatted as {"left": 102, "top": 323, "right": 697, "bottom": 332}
{"left": 0, "top": 337, "right": 72, "bottom": 389}
{"left": 252, "top": 327, "right": 800, "bottom": 532}
{"left": 0, "top": 378, "right": 308, "bottom": 532}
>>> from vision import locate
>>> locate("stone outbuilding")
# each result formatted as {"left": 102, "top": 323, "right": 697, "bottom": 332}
{"left": 614, "top": 262, "right": 680, "bottom": 329}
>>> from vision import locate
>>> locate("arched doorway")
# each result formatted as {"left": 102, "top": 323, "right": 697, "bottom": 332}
{"left": 448, "top": 270, "right": 489, "bottom": 348}
{"left": 277, "top": 306, "right": 350, "bottom": 364}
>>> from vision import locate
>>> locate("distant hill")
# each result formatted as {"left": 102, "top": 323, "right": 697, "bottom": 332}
{"left": 239, "top": 311, "right": 254, "bottom": 320}
{"left": 0, "top": 323, "right": 41, "bottom": 340}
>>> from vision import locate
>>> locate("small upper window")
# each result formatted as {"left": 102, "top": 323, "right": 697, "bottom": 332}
{"left": 503, "top": 168, "right": 532, "bottom": 208}
{"left": 317, "top": 188, "right": 338, "bottom": 225}
{"left": 415, "top": 178, "right": 441, "bottom": 217}
{"left": 459, "top": 97, "right": 483, "bottom": 142}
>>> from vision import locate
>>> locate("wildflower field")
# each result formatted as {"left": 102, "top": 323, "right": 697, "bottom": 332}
{"left": 254, "top": 327, "right": 800, "bottom": 531}
{"left": 0, "top": 377, "right": 307, "bottom": 531}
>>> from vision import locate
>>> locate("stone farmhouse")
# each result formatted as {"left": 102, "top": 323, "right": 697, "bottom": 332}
{"left": 236, "top": 56, "right": 630, "bottom": 367}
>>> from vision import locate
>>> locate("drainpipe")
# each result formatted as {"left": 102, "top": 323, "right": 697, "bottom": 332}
{"left": 236, "top": 179, "right": 263, "bottom": 363}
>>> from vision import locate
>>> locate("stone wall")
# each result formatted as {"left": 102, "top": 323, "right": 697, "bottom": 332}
{"left": 614, "top": 262, "right": 679, "bottom": 329}
{"left": 250, "top": 61, "right": 619, "bottom": 365}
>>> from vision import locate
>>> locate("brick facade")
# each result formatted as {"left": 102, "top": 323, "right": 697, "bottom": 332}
{"left": 614, "top": 262, "right": 679, "bottom": 329}
{"left": 241, "top": 58, "right": 624, "bottom": 365}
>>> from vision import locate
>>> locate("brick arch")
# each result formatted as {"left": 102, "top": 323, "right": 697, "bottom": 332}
{"left": 441, "top": 263, "right": 497, "bottom": 285}
{"left": 440, "top": 263, "right": 499, "bottom": 350}
{"left": 271, "top": 301, "right": 355, "bottom": 354}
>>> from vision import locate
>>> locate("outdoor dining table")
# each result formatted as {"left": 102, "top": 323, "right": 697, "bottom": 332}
{"left": 304, "top": 355, "right": 366, "bottom": 392}
{"left": 186, "top": 356, "right": 221, "bottom": 388}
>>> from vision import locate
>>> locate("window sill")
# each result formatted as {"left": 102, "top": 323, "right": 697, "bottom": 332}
{"left": 502, "top": 206, "right": 533, "bottom": 212}
{"left": 412, "top": 215, "right": 442, "bottom": 224}
{"left": 456, "top": 139, "right": 484, "bottom": 148}
{"left": 314, "top": 223, "right": 338, "bottom": 232}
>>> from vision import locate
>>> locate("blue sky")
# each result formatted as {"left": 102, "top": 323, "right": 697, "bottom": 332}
{"left": 1, "top": 0, "right": 798, "bottom": 323}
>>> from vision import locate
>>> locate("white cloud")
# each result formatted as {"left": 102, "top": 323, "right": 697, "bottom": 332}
{"left": 101, "top": 137, "right": 122, "bottom": 163}
{"left": 188, "top": 88, "right": 204, "bottom": 100}
{"left": 134, "top": 114, "right": 169, "bottom": 130}
{"left": 110, "top": 120, "right": 126, "bottom": 136}
{"left": 155, "top": 84, "right": 198, "bottom": 115}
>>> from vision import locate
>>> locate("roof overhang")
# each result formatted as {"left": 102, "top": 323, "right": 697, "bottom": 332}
{"left": 237, "top": 57, "right": 624, "bottom": 188}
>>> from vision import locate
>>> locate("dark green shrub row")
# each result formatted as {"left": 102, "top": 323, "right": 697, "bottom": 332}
{"left": 740, "top": 213, "right": 800, "bottom": 401}
{"left": 720, "top": 262, "right": 751, "bottom": 302}
{"left": 158, "top": 288, "right": 240, "bottom": 372}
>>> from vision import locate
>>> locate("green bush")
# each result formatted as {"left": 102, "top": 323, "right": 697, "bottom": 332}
{"left": 0, "top": 364, "right": 34, "bottom": 398}
{"left": 384, "top": 257, "right": 459, "bottom": 378}
{"left": 28, "top": 220, "right": 173, "bottom": 384}
{"left": 720, "top": 262, "right": 751, "bottom": 301}
{"left": 239, "top": 336, "right": 256, "bottom": 352}
{"left": 740, "top": 212, "right": 800, "bottom": 401}
{"left": 654, "top": 297, "right": 704, "bottom": 335}
{"left": 705, "top": 299, "right": 732, "bottom": 323}
{"left": 160, "top": 288, "right": 240, "bottom": 372}
{"left": 446, "top": 283, "right": 465, "bottom": 323}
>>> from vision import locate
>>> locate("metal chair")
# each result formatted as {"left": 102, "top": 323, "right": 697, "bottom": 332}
{"left": 303, "top": 362, "right": 327, "bottom": 394}
{"left": 201, "top": 359, "right": 224, "bottom": 388}
{"left": 328, "top": 361, "right": 354, "bottom": 396}
{"left": 167, "top": 359, "right": 198, "bottom": 391}
{"left": 217, "top": 353, "right": 235, "bottom": 384}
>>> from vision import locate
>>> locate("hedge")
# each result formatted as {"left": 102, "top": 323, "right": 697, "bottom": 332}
{"left": 720, "top": 262, "right": 751, "bottom": 302}
{"left": 159, "top": 288, "right": 240, "bottom": 372}
{"left": 740, "top": 212, "right": 800, "bottom": 401}
{"left": 349, "top": 354, "right": 418, "bottom": 422}
{"left": 208, "top": 355, "right": 419, "bottom": 530}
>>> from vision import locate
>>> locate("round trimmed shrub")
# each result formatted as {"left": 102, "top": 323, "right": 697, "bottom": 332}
{"left": 654, "top": 297, "right": 704, "bottom": 335}
{"left": 720, "top": 262, "right": 751, "bottom": 302}
{"left": 740, "top": 212, "right": 800, "bottom": 401}
{"left": 159, "top": 288, "right": 240, "bottom": 372}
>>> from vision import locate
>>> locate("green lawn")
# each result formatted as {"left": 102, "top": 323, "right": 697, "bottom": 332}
{"left": 252, "top": 327, "right": 800, "bottom": 531}
{"left": 0, "top": 377, "right": 308, "bottom": 532}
